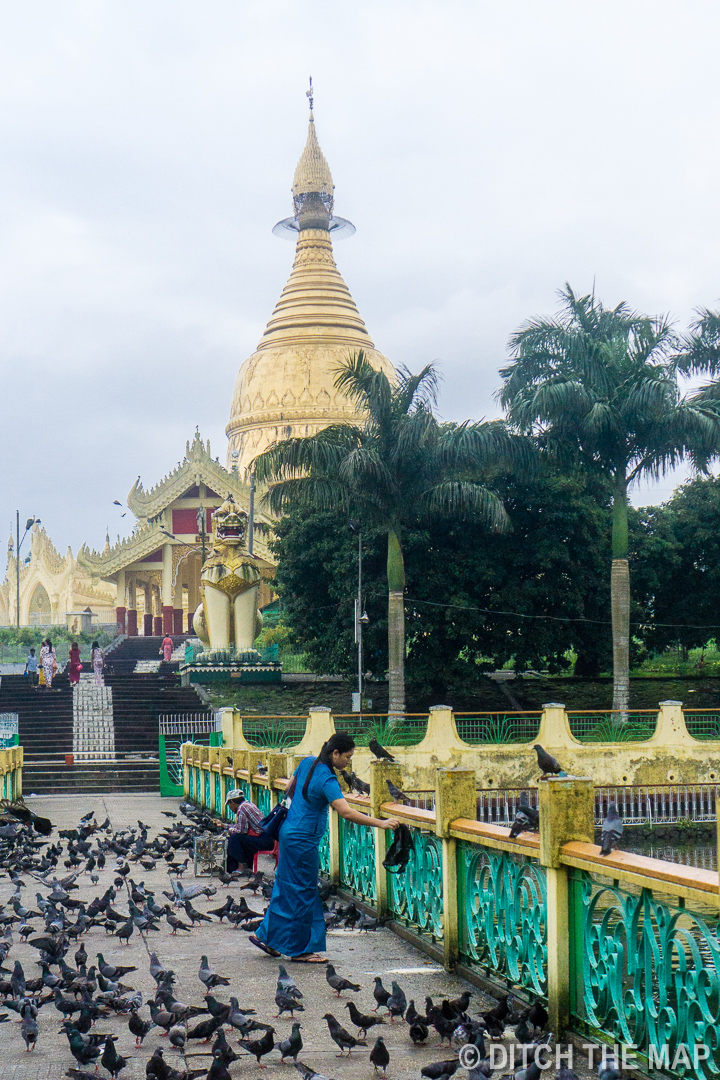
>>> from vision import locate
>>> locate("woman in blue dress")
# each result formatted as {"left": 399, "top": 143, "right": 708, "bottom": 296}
{"left": 250, "top": 734, "right": 399, "bottom": 963}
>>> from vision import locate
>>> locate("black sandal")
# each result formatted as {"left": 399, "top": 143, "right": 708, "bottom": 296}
{"left": 249, "top": 934, "right": 281, "bottom": 958}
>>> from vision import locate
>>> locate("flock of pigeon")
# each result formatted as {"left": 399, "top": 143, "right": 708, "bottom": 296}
{"left": 506, "top": 746, "right": 624, "bottom": 857}
{"left": 0, "top": 738, "right": 623, "bottom": 1080}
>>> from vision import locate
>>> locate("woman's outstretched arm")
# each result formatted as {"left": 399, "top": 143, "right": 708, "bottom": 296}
{"left": 330, "top": 797, "right": 399, "bottom": 831}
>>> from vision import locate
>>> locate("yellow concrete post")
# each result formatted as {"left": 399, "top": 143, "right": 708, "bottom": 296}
{"left": 247, "top": 751, "right": 265, "bottom": 778}
{"left": 370, "top": 760, "right": 404, "bottom": 916}
{"left": 539, "top": 776, "right": 594, "bottom": 1035}
{"left": 267, "top": 752, "right": 287, "bottom": 805}
{"left": 219, "top": 708, "right": 235, "bottom": 748}
{"left": 435, "top": 767, "right": 477, "bottom": 970}
{"left": 535, "top": 702, "right": 576, "bottom": 748}
{"left": 231, "top": 710, "right": 253, "bottom": 750}
{"left": 14, "top": 747, "right": 22, "bottom": 799}
{"left": 231, "top": 749, "right": 249, "bottom": 776}
{"left": 294, "top": 707, "right": 336, "bottom": 755}
{"left": 651, "top": 700, "right": 692, "bottom": 746}
{"left": 415, "top": 705, "right": 467, "bottom": 754}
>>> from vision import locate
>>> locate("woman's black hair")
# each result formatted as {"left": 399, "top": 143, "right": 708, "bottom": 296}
{"left": 92, "top": 641, "right": 99, "bottom": 650}
{"left": 46, "top": 638, "right": 52, "bottom": 650}
{"left": 302, "top": 733, "right": 355, "bottom": 801}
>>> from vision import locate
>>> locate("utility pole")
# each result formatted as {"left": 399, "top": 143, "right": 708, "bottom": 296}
{"left": 349, "top": 522, "right": 368, "bottom": 712}
{"left": 355, "top": 527, "right": 362, "bottom": 703}
{"left": 15, "top": 512, "right": 39, "bottom": 631}
{"left": 15, "top": 511, "right": 20, "bottom": 633}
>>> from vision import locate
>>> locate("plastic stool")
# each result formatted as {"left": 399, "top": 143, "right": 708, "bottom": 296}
{"left": 253, "top": 841, "right": 279, "bottom": 873}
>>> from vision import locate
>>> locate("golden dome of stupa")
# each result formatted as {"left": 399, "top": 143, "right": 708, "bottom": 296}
{"left": 226, "top": 89, "right": 395, "bottom": 476}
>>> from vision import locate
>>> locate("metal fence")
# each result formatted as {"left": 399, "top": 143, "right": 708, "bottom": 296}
{"left": 476, "top": 787, "right": 540, "bottom": 824}
{"left": 455, "top": 712, "right": 542, "bottom": 744}
{"left": 683, "top": 711, "right": 720, "bottom": 740}
{"left": 566, "top": 710, "right": 658, "bottom": 742}
{"left": 475, "top": 782, "right": 720, "bottom": 827}
{"left": 240, "top": 715, "right": 309, "bottom": 749}
{"left": 334, "top": 714, "right": 429, "bottom": 746}
{"left": 158, "top": 711, "right": 221, "bottom": 794}
{"left": 594, "top": 783, "right": 720, "bottom": 825}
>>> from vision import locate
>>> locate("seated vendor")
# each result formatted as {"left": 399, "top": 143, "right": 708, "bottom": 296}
{"left": 225, "top": 788, "right": 275, "bottom": 870}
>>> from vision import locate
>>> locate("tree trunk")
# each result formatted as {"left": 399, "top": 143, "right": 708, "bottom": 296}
{"left": 611, "top": 481, "right": 630, "bottom": 713}
{"left": 386, "top": 527, "right": 406, "bottom": 719}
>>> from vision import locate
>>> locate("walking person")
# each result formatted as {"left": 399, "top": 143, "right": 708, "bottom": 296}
{"left": 225, "top": 789, "right": 275, "bottom": 870}
{"left": 40, "top": 638, "right": 57, "bottom": 690}
{"left": 24, "top": 647, "right": 38, "bottom": 689}
{"left": 68, "top": 641, "right": 82, "bottom": 686}
{"left": 250, "top": 734, "right": 399, "bottom": 963}
{"left": 90, "top": 641, "right": 104, "bottom": 686}
{"left": 161, "top": 633, "right": 174, "bottom": 662}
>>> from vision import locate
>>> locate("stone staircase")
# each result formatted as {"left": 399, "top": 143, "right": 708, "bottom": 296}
{"left": 0, "top": 634, "right": 211, "bottom": 795}
{"left": 72, "top": 673, "right": 115, "bottom": 761}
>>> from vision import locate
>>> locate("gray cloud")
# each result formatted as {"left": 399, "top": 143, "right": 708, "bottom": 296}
{"left": 1, "top": 0, "right": 718, "bottom": 552}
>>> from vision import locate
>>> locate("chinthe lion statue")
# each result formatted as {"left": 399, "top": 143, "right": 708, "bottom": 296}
{"left": 193, "top": 496, "right": 270, "bottom": 652}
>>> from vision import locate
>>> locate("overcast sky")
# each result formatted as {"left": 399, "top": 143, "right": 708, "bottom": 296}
{"left": 1, "top": 1, "right": 718, "bottom": 556}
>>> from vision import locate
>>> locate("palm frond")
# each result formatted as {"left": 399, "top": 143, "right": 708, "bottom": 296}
{"left": 416, "top": 482, "right": 510, "bottom": 533}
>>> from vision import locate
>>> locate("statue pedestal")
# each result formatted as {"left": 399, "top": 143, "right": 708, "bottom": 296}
{"left": 180, "top": 648, "right": 281, "bottom": 686}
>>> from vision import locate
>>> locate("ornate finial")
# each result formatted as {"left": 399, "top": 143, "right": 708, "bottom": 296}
{"left": 306, "top": 76, "right": 314, "bottom": 117}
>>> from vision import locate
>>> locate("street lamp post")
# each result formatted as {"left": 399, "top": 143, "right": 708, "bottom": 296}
{"left": 348, "top": 522, "right": 368, "bottom": 712}
{"left": 16, "top": 511, "right": 40, "bottom": 631}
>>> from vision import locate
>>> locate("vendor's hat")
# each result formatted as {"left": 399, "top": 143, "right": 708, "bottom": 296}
{"left": 224, "top": 788, "right": 245, "bottom": 805}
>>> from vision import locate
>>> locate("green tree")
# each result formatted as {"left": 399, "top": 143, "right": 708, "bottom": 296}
{"left": 253, "top": 353, "right": 522, "bottom": 715}
{"left": 270, "top": 460, "right": 614, "bottom": 701}
{"left": 631, "top": 476, "right": 720, "bottom": 657}
{"left": 499, "top": 284, "right": 717, "bottom": 711}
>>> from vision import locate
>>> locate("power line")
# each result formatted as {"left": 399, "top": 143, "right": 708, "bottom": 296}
{"left": 405, "top": 596, "right": 720, "bottom": 632}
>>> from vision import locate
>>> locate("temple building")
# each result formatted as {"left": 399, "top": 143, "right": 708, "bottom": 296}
{"left": 1, "top": 95, "right": 393, "bottom": 631}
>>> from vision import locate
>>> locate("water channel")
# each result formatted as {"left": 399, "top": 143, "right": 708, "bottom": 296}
{"left": 631, "top": 835, "right": 717, "bottom": 870}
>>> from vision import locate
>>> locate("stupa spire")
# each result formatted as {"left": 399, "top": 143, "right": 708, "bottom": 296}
{"left": 226, "top": 85, "right": 395, "bottom": 477}
{"left": 292, "top": 78, "right": 334, "bottom": 217}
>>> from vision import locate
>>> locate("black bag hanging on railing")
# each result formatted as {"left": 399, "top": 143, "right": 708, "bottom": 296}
{"left": 258, "top": 774, "right": 297, "bottom": 841}
{"left": 382, "top": 823, "right": 413, "bottom": 873}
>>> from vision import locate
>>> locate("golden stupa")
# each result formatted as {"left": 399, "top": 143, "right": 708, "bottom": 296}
{"left": 226, "top": 87, "right": 395, "bottom": 475}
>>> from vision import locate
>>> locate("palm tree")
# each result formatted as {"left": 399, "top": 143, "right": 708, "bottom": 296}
{"left": 252, "top": 352, "right": 523, "bottom": 716}
{"left": 499, "top": 284, "right": 717, "bottom": 712}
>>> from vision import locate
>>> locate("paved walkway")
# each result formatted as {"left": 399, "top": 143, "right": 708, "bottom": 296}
{"left": 2, "top": 795, "right": 495, "bottom": 1080}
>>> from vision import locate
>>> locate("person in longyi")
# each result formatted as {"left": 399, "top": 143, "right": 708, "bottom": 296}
{"left": 250, "top": 733, "right": 399, "bottom": 963}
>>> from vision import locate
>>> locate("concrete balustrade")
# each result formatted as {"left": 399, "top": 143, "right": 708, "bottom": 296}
{"left": 208, "top": 699, "right": 720, "bottom": 787}
{"left": 183, "top": 735, "right": 720, "bottom": 1071}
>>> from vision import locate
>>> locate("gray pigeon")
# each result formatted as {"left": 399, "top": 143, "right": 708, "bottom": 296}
{"left": 277, "top": 1021, "right": 303, "bottom": 1063}
{"left": 533, "top": 745, "right": 562, "bottom": 777}
{"left": 600, "top": 803, "right": 623, "bottom": 856}
{"left": 21, "top": 1011, "right": 38, "bottom": 1050}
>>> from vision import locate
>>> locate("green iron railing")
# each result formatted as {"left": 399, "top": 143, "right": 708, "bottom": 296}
{"left": 569, "top": 867, "right": 720, "bottom": 1080}
{"left": 318, "top": 825, "right": 330, "bottom": 876}
{"left": 387, "top": 828, "right": 443, "bottom": 940}
{"left": 455, "top": 712, "right": 542, "bottom": 744}
{"left": 334, "top": 715, "right": 429, "bottom": 746}
{"left": 457, "top": 840, "right": 547, "bottom": 997}
{"left": 566, "top": 710, "right": 658, "bottom": 742}
{"left": 241, "top": 717, "right": 308, "bottom": 749}
{"left": 338, "top": 817, "right": 377, "bottom": 902}
{"left": 683, "top": 711, "right": 720, "bottom": 740}
{"left": 255, "top": 785, "right": 272, "bottom": 816}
